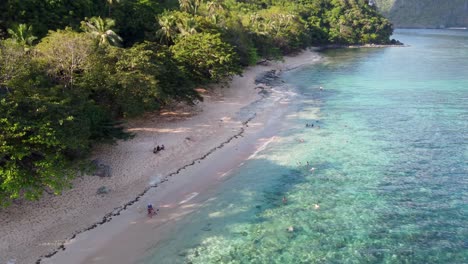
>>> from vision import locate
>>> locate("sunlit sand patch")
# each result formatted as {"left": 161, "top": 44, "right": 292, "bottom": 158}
{"left": 160, "top": 111, "right": 193, "bottom": 117}
{"left": 247, "top": 121, "right": 263, "bottom": 128}
{"left": 127, "top": 127, "right": 191, "bottom": 133}
{"left": 39, "top": 241, "right": 65, "bottom": 247}
{"left": 194, "top": 88, "right": 208, "bottom": 94}
{"left": 91, "top": 256, "right": 105, "bottom": 262}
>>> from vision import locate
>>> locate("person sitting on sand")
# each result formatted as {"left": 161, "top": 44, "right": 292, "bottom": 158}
{"left": 153, "top": 146, "right": 160, "bottom": 153}
{"left": 153, "top": 145, "right": 165, "bottom": 153}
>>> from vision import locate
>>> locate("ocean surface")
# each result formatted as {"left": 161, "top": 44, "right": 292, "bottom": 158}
{"left": 144, "top": 29, "right": 468, "bottom": 263}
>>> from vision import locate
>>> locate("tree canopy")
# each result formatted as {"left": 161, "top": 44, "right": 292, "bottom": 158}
{"left": 0, "top": 0, "right": 394, "bottom": 205}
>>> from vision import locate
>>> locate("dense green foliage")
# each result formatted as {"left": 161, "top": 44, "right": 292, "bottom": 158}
{"left": 0, "top": 0, "right": 393, "bottom": 205}
{"left": 374, "top": 0, "right": 468, "bottom": 28}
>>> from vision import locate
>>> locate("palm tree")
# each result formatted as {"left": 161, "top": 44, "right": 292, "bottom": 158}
{"left": 7, "top": 24, "right": 37, "bottom": 49}
{"left": 249, "top": 13, "right": 268, "bottom": 35}
{"left": 179, "top": 0, "right": 192, "bottom": 13}
{"left": 210, "top": 13, "right": 221, "bottom": 25}
{"left": 179, "top": 0, "right": 203, "bottom": 15}
{"left": 81, "top": 16, "right": 123, "bottom": 46}
{"left": 192, "top": 0, "right": 202, "bottom": 15}
{"left": 156, "top": 15, "right": 178, "bottom": 44}
{"left": 176, "top": 17, "right": 198, "bottom": 36}
{"left": 207, "top": 0, "right": 224, "bottom": 16}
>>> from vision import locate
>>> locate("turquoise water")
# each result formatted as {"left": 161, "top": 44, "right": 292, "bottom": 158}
{"left": 145, "top": 30, "right": 468, "bottom": 263}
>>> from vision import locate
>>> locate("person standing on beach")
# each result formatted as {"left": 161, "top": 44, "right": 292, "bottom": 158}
{"left": 147, "top": 203, "right": 155, "bottom": 217}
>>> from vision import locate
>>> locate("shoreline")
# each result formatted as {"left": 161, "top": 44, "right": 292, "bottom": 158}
{"left": 1, "top": 49, "right": 322, "bottom": 264}
{"left": 38, "top": 112, "right": 259, "bottom": 264}
{"left": 314, "top": 43, "right": 407, "bottom": 50}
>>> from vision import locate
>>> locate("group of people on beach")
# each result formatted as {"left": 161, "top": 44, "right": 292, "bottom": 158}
{"left": 153, "top": 144, "right": 165, "bottom": 153}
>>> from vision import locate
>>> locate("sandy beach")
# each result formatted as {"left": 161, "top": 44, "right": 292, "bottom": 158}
{"left": 0, "top": 49, "right": 321, "bottom": 264}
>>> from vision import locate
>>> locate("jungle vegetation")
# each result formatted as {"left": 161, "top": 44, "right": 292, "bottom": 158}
{"left": 0, "top": 0, "right": 393, "bottom": 205}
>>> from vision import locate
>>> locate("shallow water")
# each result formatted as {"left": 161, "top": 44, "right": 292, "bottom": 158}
{"left": 144, "top": 30, "right": 468, "bottom": 264}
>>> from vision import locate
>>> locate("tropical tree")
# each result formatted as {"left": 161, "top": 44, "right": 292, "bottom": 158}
{"left": 207, "top": 0, "right": 224, "bottom": 16}
{"left": 35, "top": 28, "right": 95, "bottom": 88}
{"left": 176, "top": 17, "right": 198, "bottom": 36}
{"left": 179, "top": 0, "right": 192, "bottom": 13}
{"left": 171, "top": 32, "right": 241, "bottom": 83}
{"left": 7, "top": 23, "right": 37, "bottom": 50}
{"left": 156, "top": 15, "right": 178, "bottom": 44}
{"left": 81, "top": 16, "right": 123, "bottom": 46}
{"left": 0, "top": 49, "right": 93, "bottom": 205}
{"left": 0, "top": 39, "right": 30, "bottom": 93}
{"left": 179, "top": 0, "right": 203, "bottom": 15}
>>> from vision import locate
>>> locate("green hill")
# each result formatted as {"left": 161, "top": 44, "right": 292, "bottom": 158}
{"left": 374, "top": 0, "right": 468, "bottom": 28}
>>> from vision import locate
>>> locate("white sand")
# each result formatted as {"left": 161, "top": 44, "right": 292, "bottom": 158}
{"left": 0, "top": 49, "right": 321, "bottom": 264}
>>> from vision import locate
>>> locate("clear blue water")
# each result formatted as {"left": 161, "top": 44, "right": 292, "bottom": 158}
{"left": 144, "top": 29, "right": 468, "bottom": 263}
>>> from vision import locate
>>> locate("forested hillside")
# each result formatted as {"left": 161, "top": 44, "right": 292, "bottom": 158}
{"left": 374, "top": 0, "right": 468, "bottom": 28}
{"left": 0, "top": 0, "right": 393, "bottom": 205}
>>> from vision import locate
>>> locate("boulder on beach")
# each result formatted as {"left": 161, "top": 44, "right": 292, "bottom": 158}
{"left": 91, "top": 159, "right": 112, "bottom": 177}
{"left": 97, "top": 186, "right": 110, "bottom": 195}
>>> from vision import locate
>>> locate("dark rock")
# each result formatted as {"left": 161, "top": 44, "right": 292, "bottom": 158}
{"left": 97, "top": 186, "right": 110, "bottom": 195}
{"left": 92, "top": 160, "right": 112, "bottom": 177}
{"left": 255, "top": 70, "right": 283, "bottom": 87}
